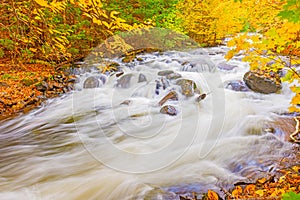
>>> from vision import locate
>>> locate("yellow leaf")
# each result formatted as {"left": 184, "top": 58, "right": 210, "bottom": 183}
{"left": 102, "top": 21, "right": 111, "bottom": 29}
{"left": 92, "top": 18, "right": 102, "bottom": 25}
{"left": 83, "top": 13, "right": 92, "bottom": 19}
{"left": 34, "top": 0, "right": 49, "bottom": 7}
{"left": 110, "top": 11, "right": 120, "bottom": 19}
{"left": 292, "top": 166, "right": 300, "bottom": 173}
{"left": 225, "top": 50, "right": 235, "bottom": 60}
{"left": 255, "top": 189, "right": 264, "bottom": 197}
{"left": 29, "top": 48, "right": 37, "bottom": 52}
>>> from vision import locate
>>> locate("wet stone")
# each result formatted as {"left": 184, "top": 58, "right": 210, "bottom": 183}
{"left": 120, "top": 100, "right": 132, "bottom": 106}
{"left": 155, "top": 80, "right": 162, "bottom": 95}
{"left": 195, "top": 93, "right": 207, "bottom": 102}
{"left": 136, "top": 57, "right": 143, "bottom": 61}
{"left": 158, "top": 70, "right": 174, "bottom": 76}
{"left": 217, "top": 62, "right": 238, "bottom": 71}
{"left": 166, "top": 72, "right": 182, "bottom": 80}
{"left": 115, "top": 71, "right": 124, "bottom": 77}
{"left": 180, "top": 59, "right": 215, "bottom": 72}
{"left": 161, "top": 77, "right": 170, "bottom": 90}
{"left": 83, "top": 76, "right": 100, "bottom": 89}
{"left": 159, "top": 91, "right": 179, "bottom": 106}
{"left": 243, "top": 71, "right": 282, "bottom": 94}
{"left": 117, "top": 74, "right": 133, "bottom": 88}
{"left": 225, "top": 80, "right": 250, "bottom": 92}
{"left": 176, "top": 79, "right": 196, "bottom": 97}
{"left": 67, "top": 77, "right": 78, "bottom": 83}
{"left": 138, "top": 73, "right": 147, "bottom": 83}
{"left": 160, "top": 105, "right": 177, "bottom": 116}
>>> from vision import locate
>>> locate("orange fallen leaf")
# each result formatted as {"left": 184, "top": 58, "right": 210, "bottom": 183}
{"left": 207, "top": 190, "right": 219, "bottom": 200}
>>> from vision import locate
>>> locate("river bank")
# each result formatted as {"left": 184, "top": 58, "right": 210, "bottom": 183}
{"left": 0, "top": 60, "right": 76, "bottom": 119}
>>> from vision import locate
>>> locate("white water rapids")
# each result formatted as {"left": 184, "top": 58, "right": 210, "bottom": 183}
{"left": 0, "top": 47, "right": 295, "bottom": 199}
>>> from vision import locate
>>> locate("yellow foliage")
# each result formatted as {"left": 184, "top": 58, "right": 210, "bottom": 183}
{"left": 15, "top": 0, "right": 148, "bottom": 62}
{"left": 222, "top": 0, "right": 300, "bottom": 112}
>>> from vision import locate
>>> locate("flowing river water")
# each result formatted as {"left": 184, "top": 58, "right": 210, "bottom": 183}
{"left": 0, "top": 46, "right": 295, "bottom": 199}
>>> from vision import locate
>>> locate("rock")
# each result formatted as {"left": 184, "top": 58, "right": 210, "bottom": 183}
{"left": 166, "top": 72, "right": 182, "bottom": 80}
{"left": 120, "top": 100, "right": 132, "bottom": 106}
{"left": 115, "top": 71, "right": 124, "bottom": 77}
{"left": 225, "top": 80, "right": 250, "bottom": 92}
{"left": 83, "top": 76, "right": 100, "bottom": 89}
{"left": 98, "top": 74, "right": 107, "bottom": 84}
{"left": 108, "top": 62, "right": 120, "bottom": 68}
{"left": 155, "top": 80, "right": 162, "bottom": 95}
{"left": 117, "top": 74, "right": 133, "bottom": 88}
{"left": 180, "top": 59, "right": 215, "bottom": 72}
{"left": 136, "top": 57, "right": 143, "bottom": 61}
{"left": 176, "top": 79, "right": 196, "bottom": 97}
{"left": 155, "top": 77, "right": 170, "bottom": 95}
{"left": 67, "top": 77, "right": 78, "bottom": 83}
{"left": 243, "top": 71, "right": 281, "bottom": 94}
{"left": 217, "top": 62, "right": 238, "bottom": 71}
{"left": 195, "top": 93, "right": 207, "bottom": 102}
{"left": 160, "top": 77, "right": 170, "bottom": 90}
{"left": 263, "top": 117, "right": 297, "bottom": 142}
{"left": 138, "top": 73, "right": 147, "bottom": 83}
{"left": 159, "top": 91, "right": 178, "bottom": 106}
{"left": 122, "top": 55, "right": 136, "bottom": 63}
{"left": 36, "top": 81, "right": 48, "bottom": 92}
{"left": 158, "top": 70, "right": 174, "bottom": 76}
{"left": 160, "top": 105, "right": 177, "bottom": 116}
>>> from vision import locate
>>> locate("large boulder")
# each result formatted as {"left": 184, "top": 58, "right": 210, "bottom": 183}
{"left": 243, "top": 70, "right": 281, "bottom": 94}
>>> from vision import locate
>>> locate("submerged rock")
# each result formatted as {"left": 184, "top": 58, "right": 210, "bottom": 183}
{"left": 159, "top": 91, "right": 179, "bottom": 106}
{"left": 263, "top": 116, "right": 296, "bottom": 142}
{"left": 180, "top": 59, "right": 215, "bottom": 72}
{"left": 176, "top": 79, "right": 196, "bottom": 97}
{"left": 161, "top": 77, "right": 170, "bottom": 90}
{"left": 243, "top": 71, "right": 281, "bottom": 94}
{"left": 155, "top": 77, "right": 170, "bottom": 95}
{"left": 83, "top": 76, "right": 99, "bottom": 88}
{"left": 117, "top": 74, "right": 133, "bottom": 88}
{"left": 225, "top": 80, "right": 249, "bottom": 92}
{"left": 138, "top": 73, "right": 147, "bottom": 83}
{"left": 166, "top": 72, "right": 182, "bottom": 80}
{"left": 160, "top": 105, "right": 177, "bottom": 116}
{"left": 217, "top": 62, "right": 238, "bottom": 71}
{"left": 158, "top": 70, "right": 174, "bottom": 76}
{"left": 120, "top": 100, "right": 132, "bottom": 106}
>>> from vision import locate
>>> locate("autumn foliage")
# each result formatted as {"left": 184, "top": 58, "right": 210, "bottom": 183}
{"left": 0, "top": 0, "right": 146, "bottom": 64}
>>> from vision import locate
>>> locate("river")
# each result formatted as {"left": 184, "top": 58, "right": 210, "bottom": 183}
{"left": 0, "top": 46, "right": 294, "bottom": 199}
